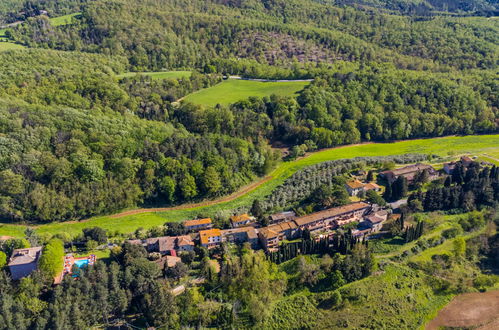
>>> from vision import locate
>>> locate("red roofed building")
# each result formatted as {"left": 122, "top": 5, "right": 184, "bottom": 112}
{"left": 184, "top": 218, "right": 213, "bottom": 231}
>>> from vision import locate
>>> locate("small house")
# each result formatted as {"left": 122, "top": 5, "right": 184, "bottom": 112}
{"left": 8, "top": 247, "right": 43, "bottom": 280}
{"left": 199, "top": 229, "right": 222, "bottom": 249}
{"left": 184, "top": 218, "right": 213, "bottom": 232}
{"left": 230, "top": 214, "right": 255, "bottom": 228}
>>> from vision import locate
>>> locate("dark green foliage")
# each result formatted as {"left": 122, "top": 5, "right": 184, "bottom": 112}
{"left": 365, "top": 189, "right": 386, "bottom": 206}
{"left": 82, "top": 227, "right": 107, "bottom": 244}
{"left": 410, "top": 163, "right": 499, "bottom": 213}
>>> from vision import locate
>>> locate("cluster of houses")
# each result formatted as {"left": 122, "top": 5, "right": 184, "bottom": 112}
{"left": 379, "top": 163, "right": 439, "bottom": 184}
{"left": 127, "top": 201, "right": 390, "bottom": 254}
{"left": 6, "top": 158, "right": 477, "bottom": 281}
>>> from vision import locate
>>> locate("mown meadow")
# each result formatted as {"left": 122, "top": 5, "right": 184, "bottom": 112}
{"left": 182, "top": 78, "right": 310, "bottom": 106}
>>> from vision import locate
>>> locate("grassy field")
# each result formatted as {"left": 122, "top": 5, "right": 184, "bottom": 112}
{"left": 264, "top": 263, "right": 453, "bottom": 329}
{"left": 1, "top": 134, "right": 498, "bottom": 238}
{"left": 265, "top": 210, "right": 497, "bottom": 329}
{"left": 0, "top": 41, "right": 25, "bottom": 51}
{"left": 182, "top": 79, "right": 310, "bottom": 106}
{"left": 116, "top": 71, "right": 192, "bottom": 80}
{"left": 49, "top": 12, "right": 82, "bottom": 26}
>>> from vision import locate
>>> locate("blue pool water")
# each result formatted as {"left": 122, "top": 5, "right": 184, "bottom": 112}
{"left": 74, "top": 259, "right": 89, "bottom": 268}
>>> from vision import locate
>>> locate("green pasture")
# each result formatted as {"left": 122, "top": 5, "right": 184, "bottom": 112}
{"left": 49, "top": 12, "right": 82, "bottom": 26}
{"left": 116, "top": 71, "right": 192, "bottom": 80}
{"left": 264, "top": 263, "right": 453, "bottom": 329}
{"left": 182, "top": 79, "right": 310, "bottom": 106}
{"left": 0, "top": 41, "right": 25, "bottom": 51}
{"left": 1, "top": 134, "right": 498, "bottom": 238}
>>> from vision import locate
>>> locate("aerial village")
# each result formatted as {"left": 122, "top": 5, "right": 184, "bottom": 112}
{"left": 1, "top": 156, "right": 482, "bottom": 286}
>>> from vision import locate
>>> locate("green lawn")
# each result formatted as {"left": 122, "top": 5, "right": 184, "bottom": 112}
{"left": 0, "top": 41, "right": 25, "bottom": 51}
{"left": 1, "top": 134, "right": 498, "bottom": 238}
{"left": 49, "top": 12, "right": 82, "bottom": 27}
{"left": 116, "top": 71, "right": 192, "bottom": 80}
{"left": 182, "top": 79, "right": 310, "bottom": 106}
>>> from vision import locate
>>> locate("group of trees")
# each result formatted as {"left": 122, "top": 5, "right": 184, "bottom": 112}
{"left": 0, "top": 50, "right": 281, "bottom": 222}
{"left": 7, "top": 0, "right": 498, "bottom": 70}
{"left": 407, "top": 162, "right": 499, "bottom": 213}
{"left": 262, "top": 154, "right": 427, "bottom": 212}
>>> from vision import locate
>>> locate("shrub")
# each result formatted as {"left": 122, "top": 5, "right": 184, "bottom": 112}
{"left": 442, "top": 226, "right": 462, "bottom": 239}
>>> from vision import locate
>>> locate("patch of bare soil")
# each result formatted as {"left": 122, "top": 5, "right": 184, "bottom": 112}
{"left": 426, "top": 290, "right": 499, "bottom": 330}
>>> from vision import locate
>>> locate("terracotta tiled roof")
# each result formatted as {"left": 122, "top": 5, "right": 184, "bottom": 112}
{"left": 294, "top": 202, "right": 370, "bottom": 227}
{"left": 230, "top": 214, "right": 253, "bottom": 223}
{"left": 222, "top": 227, "right": 258, "bottom": 240}
{"left": 346, "top": 179, "right": 365, "bottom": 189}
{"left": 381, "top": 164, "right": 435, "bottom": 177}
{"left": 364, "top": 182, "right": 380, "bottom": 190}
{"left": 199, "top": 229, "right": 222, "bottom": 245}
{"left": 176, "top": 235, "right": 194, "bottom": 246}
{"left": 258, "top": 221, "right": 297, "bottom": 239}
{"left": 184, "top": 218, "right": 212, "bottom": 227}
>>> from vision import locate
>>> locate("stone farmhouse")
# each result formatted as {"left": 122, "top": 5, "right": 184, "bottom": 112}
{"left": 344, "top": 179, "right": 381, "bottom": 196}
{"left": 8, "top": 247, "right": 43, "bottom": 280}
{"left": 380, "top": 163, "right": 438, "bottom": 183}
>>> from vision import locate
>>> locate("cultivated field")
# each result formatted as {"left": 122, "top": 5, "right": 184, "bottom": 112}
{"left": 426, "top": 291, "right": 499, "bottom": 329}
{"left": 1, "top": 134, "right": 498, "bottom": 238}
{"left": 116, "top": 71, "right": 192, "bottom": 80}
{"left": 182, "top": 78, "right": 310, "bottom": 106}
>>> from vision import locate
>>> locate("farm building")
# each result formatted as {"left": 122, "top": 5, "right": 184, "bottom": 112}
{"left": 344, "top": 180, "right": 381, "bottom": 196}
{"left": 269, "top": 211, "right": 296, "bottom": 224}
{"left": 380, "top": 164, "right": 438, "bottom": 183}
{"left": 8, "top": 247, "right": 43, "bottom": 280}
{"left": 184, "top": 218, "right": 213, "bottom": 231}
{"left": 222, "top": 227, "right": 259, "bottom": 248}
{"left": 258, "top": 221, "right": 299, "bottom": 251}
{"left": 294, "top": 202, "right": 372, "bottom": 233}
{"left": 230, "top": 214, "right": 255, "bottom": 228}
{"left": 128, "top": 235, "right": 194, "bottom": 255}
{"left": 199, "top": 229, "right": 222, "bottom": 249}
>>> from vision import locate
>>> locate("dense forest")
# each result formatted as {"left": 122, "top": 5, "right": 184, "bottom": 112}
{"left": 0, "top": 0, "right": 497, "bottom": 224}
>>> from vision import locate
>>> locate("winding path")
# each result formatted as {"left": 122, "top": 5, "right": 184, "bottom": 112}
{"left": 109, "top": 175, "right": 273, "bottom": 218}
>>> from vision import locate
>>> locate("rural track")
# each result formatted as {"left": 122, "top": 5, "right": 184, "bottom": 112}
{"left": 108, "top": 175, "right": 273, "bottom": 218}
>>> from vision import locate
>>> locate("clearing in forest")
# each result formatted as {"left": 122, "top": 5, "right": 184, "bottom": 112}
{"left": 49, "top": 12, "right": 82, "bottom": 26}
{"left": 182, "top": 78, "right": 310, "bottom": 106}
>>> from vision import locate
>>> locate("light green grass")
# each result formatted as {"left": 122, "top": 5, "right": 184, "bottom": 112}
{"left": 116, "top": 71, "right": 192, "bottom": 80}
{"left": 265, "top": 264, "right": 453, "bottom": 329}
{"left": 183, "top": 79, "right": 310, "bottom": 106}
{"left": 1, "top": 134, "right": 498, "bottom": 238}
{"left": 49, "top": 12, "right": 82, "bottom": 26}
{"left": 0, "top": 41, "right": 25, "bottom": 51}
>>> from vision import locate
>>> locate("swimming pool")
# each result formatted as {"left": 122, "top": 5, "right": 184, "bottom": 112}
{"left": 74, "top": 259, "right": 89, "bottom": 268}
